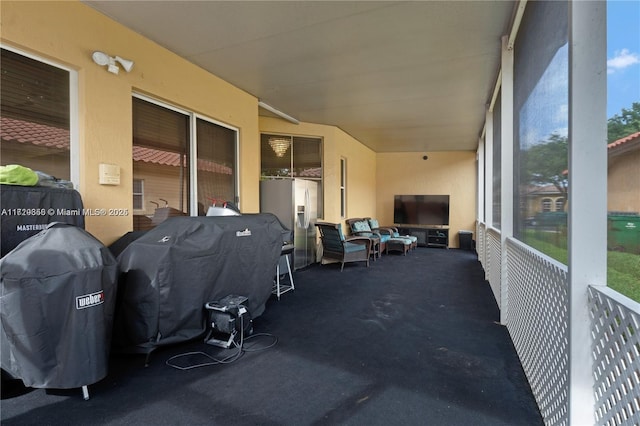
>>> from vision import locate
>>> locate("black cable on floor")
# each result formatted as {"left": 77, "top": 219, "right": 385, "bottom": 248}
{"left": 165, "top": 316, "right": 278, "bottom": 371}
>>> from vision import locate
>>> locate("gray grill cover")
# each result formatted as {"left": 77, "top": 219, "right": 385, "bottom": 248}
{"left": 0, "top": 223, "right": 118, "bottom": 389}
{"left": 0, "top": 185, "right": 85, "bottom": 257}
{"left": 112, "top": 214, "right": 285, "bottom": 354}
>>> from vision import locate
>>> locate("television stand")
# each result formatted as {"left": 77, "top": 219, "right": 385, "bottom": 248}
{"left": 397, "top": 227, "right": 449, "bottom": 248}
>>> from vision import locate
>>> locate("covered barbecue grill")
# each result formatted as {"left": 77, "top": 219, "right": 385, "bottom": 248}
{"left": 112, "top": 214, "right": 286, "bottom": 355}
{"left": 0, "top": 223, "right": 118, "bottom": 391}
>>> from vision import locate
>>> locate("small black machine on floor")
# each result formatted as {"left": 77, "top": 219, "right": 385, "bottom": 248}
{"left": 204, "top": 295, "right": 252, "bottom": 349}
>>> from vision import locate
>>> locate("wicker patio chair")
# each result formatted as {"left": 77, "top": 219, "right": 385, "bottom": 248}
{"left": 315, "top": 222, "right": 372, "bottom": 271}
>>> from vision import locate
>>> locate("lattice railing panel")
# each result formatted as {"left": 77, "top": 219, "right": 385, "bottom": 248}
{"left": 477, "top": 222, "right": 486, "bottom": 270}
{"left": 506, "top": 238, "right": 569, "bottom": 426}
{"left": 589, "top": 286, "right": 640, "bottom": 426}
{"left": 486, "top": 228, "right": 501, "bottom": 308}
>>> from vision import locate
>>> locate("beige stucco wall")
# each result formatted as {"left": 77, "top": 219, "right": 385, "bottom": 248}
{"left": 376, "top": 152, "right": 477, "bottom": 248}
{"left": 608, "top": 149, "right": 640, "bottom": 214}
{"left": 259, "top": 117, "right": 377, "bottom": 227}
{"left": 1, "top": 0, "right": 260, "bottom": 244}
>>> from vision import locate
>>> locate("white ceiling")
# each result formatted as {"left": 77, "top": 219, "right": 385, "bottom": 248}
{"left": 84, "top": 1, "right": 515, "bottom": 152}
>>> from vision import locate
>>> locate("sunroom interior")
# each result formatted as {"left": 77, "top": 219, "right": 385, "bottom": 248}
{"left": 1, "top": 1, "right": 638, "bottom": 425}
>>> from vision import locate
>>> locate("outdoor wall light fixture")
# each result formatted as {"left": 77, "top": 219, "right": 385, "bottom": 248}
{"left": 92, "top": 51, "right": 134, "bottom": 74}
{"left": 268, "top": 137, "right": 292, "bottom": 157}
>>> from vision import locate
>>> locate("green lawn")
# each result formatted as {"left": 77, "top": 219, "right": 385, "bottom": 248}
{"left": 607, "top": 251, "right": 640, "bottom": 302}
{"left": 522, "top": 231, "right": 640, "bottom": 302}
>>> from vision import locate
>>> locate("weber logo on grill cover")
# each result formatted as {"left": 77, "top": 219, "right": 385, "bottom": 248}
{"left": 76, "top": 291, "right": 104, "bottom": 310}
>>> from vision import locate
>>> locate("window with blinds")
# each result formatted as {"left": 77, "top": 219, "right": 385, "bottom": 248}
{"left": 196, "top": 118, "right": 237, "bottom": 213}
{"left": 0, "top": 48, "right": 70, "bottom": 179}
{"left": 133, "top": 179, "right": 144, "bottom": 210}
{"left": 260, "top": 133, "right": 323, "bottom": 217}
{"left": 261, "top": 134, "right": 292, "bottom": 177}
{"left": 132, "top": 96, "right": 238, "bottom": 230}
{"left": 132, "top": 97, "right": 190, "bottom": 220}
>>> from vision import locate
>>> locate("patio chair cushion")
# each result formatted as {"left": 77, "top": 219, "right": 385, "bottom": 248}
{"left": 352, "top": 220, "right": 371, "bottom": 233}
{"left": 368, "top": 218, "right": 381, "bottom": 229}
{"left": 398, "top": 234, "right": 418, "bottom": 244}
{"left": 337, "top": 223, "right": 346, "bottom": 241}
{"left": 351, "top": 219, "right": 391, "bottom": 242}
{"left": 390, "top": 236, "right": 412, "bottom": 245}
{"left": 367, "top": 218, "right": 416, "bottom": 244}
{"left": 393, "top": 234, "right": 417, "bottom": 250}
{"left": 358, "top": 231, "right": 392, "bottom": 243}
{"left": 344, "top": 241, "right": 368, "bottom": 253}
{"left": 377, "top": 233, "right": 391, "bottom": 243}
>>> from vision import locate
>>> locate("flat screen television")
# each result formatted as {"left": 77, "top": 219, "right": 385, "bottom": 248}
{"left": 393, "top": 195, "right": 450, "bottom": 226}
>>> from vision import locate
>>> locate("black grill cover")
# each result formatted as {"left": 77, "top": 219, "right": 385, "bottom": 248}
{"left": 112, "top": 214, "right": 285, "bottom": 354}
{"left": 0, "top": 223, "right": 118, "bottom": 389}
{"left": 1, "top": 185, "right": 85, "bottom": 257}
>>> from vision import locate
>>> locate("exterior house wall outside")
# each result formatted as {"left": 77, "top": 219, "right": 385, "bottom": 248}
{"left": 524, "top": 188, "right": 566, "bottom": 217}
{"left": 523, "top": 135, "right": 640, "bottom": 219}
{"left": 132, "top": 164, "right": 234, "bottom": 217}
{"left": 0, "top": 143, "right": 69, "bottom": 181}
{"left": 132, "top": 162, "right": 186, "bottom": 217}
{"left": 608, "top": 145, "right": 640, "bottom": 214}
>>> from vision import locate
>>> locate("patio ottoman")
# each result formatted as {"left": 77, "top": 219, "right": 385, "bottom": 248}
{"left": 399, "top": 234, "right": 418, "bottom": 249}
{"left": 386, "top": 237, "right": 412, "bottom": 255}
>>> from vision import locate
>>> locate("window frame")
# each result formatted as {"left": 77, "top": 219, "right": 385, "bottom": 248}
{"left": 260, "top": 132, "right": 324, "bottom": 218}
{"left": 192, "top": 115, "right": 239, "bottom": 213}
{"left": 1, "top": 44, "right": 79, "bottom": 186}
{"left": 132, "top": 93, "right": 240, "bottom": 216}
{"left": 132, "top": 178, "right": 145, "bottom": 211}
{"left": 340, "top": 157, "right": 347, "bottom": 218}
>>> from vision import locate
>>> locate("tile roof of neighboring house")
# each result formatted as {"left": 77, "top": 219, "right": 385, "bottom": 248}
{"left": 1, "top": 117, "right": 70, "bottom": 149}
{"left": 133, "top": 145, "right": 185, "bottom": 167}
{"left": 133, "top": 146, "right": 232, "bottom": 174}
{"left": 298, "top": 167, "right": 321, "bottom": 178}
{"left": 1, "top": 117, "right": 232, "bottom": 174}
{"left": 524, "top": 184, "right": 563, "bottom": 196}
{"left": 558, "top": 131, "right": 640, "bottom": 174}
{"left": 608, "top": 131, "right": 640, "bottom": 150}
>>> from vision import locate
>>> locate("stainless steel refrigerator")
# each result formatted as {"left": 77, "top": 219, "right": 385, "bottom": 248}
{"left": 260, "top": 179, "right": 318, "bottom": 270}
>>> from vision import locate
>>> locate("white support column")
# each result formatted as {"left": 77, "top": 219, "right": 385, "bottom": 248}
{"left": 500, "top": 35, "right": 515, "bottom": 325}
{"left": 477, "top": 137, "right": 485, "bottom": 225}
{"left": 483, "top": 108, "right": 494, "bottom": 282}
{"left": 477, "top": 136, "right": 486, "bottom": 267}
{"left": 484, "top": 108, "right": 494, "bottom": 229}
{"left": 567, "top": 1, "right": 606, "bottom": 424}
